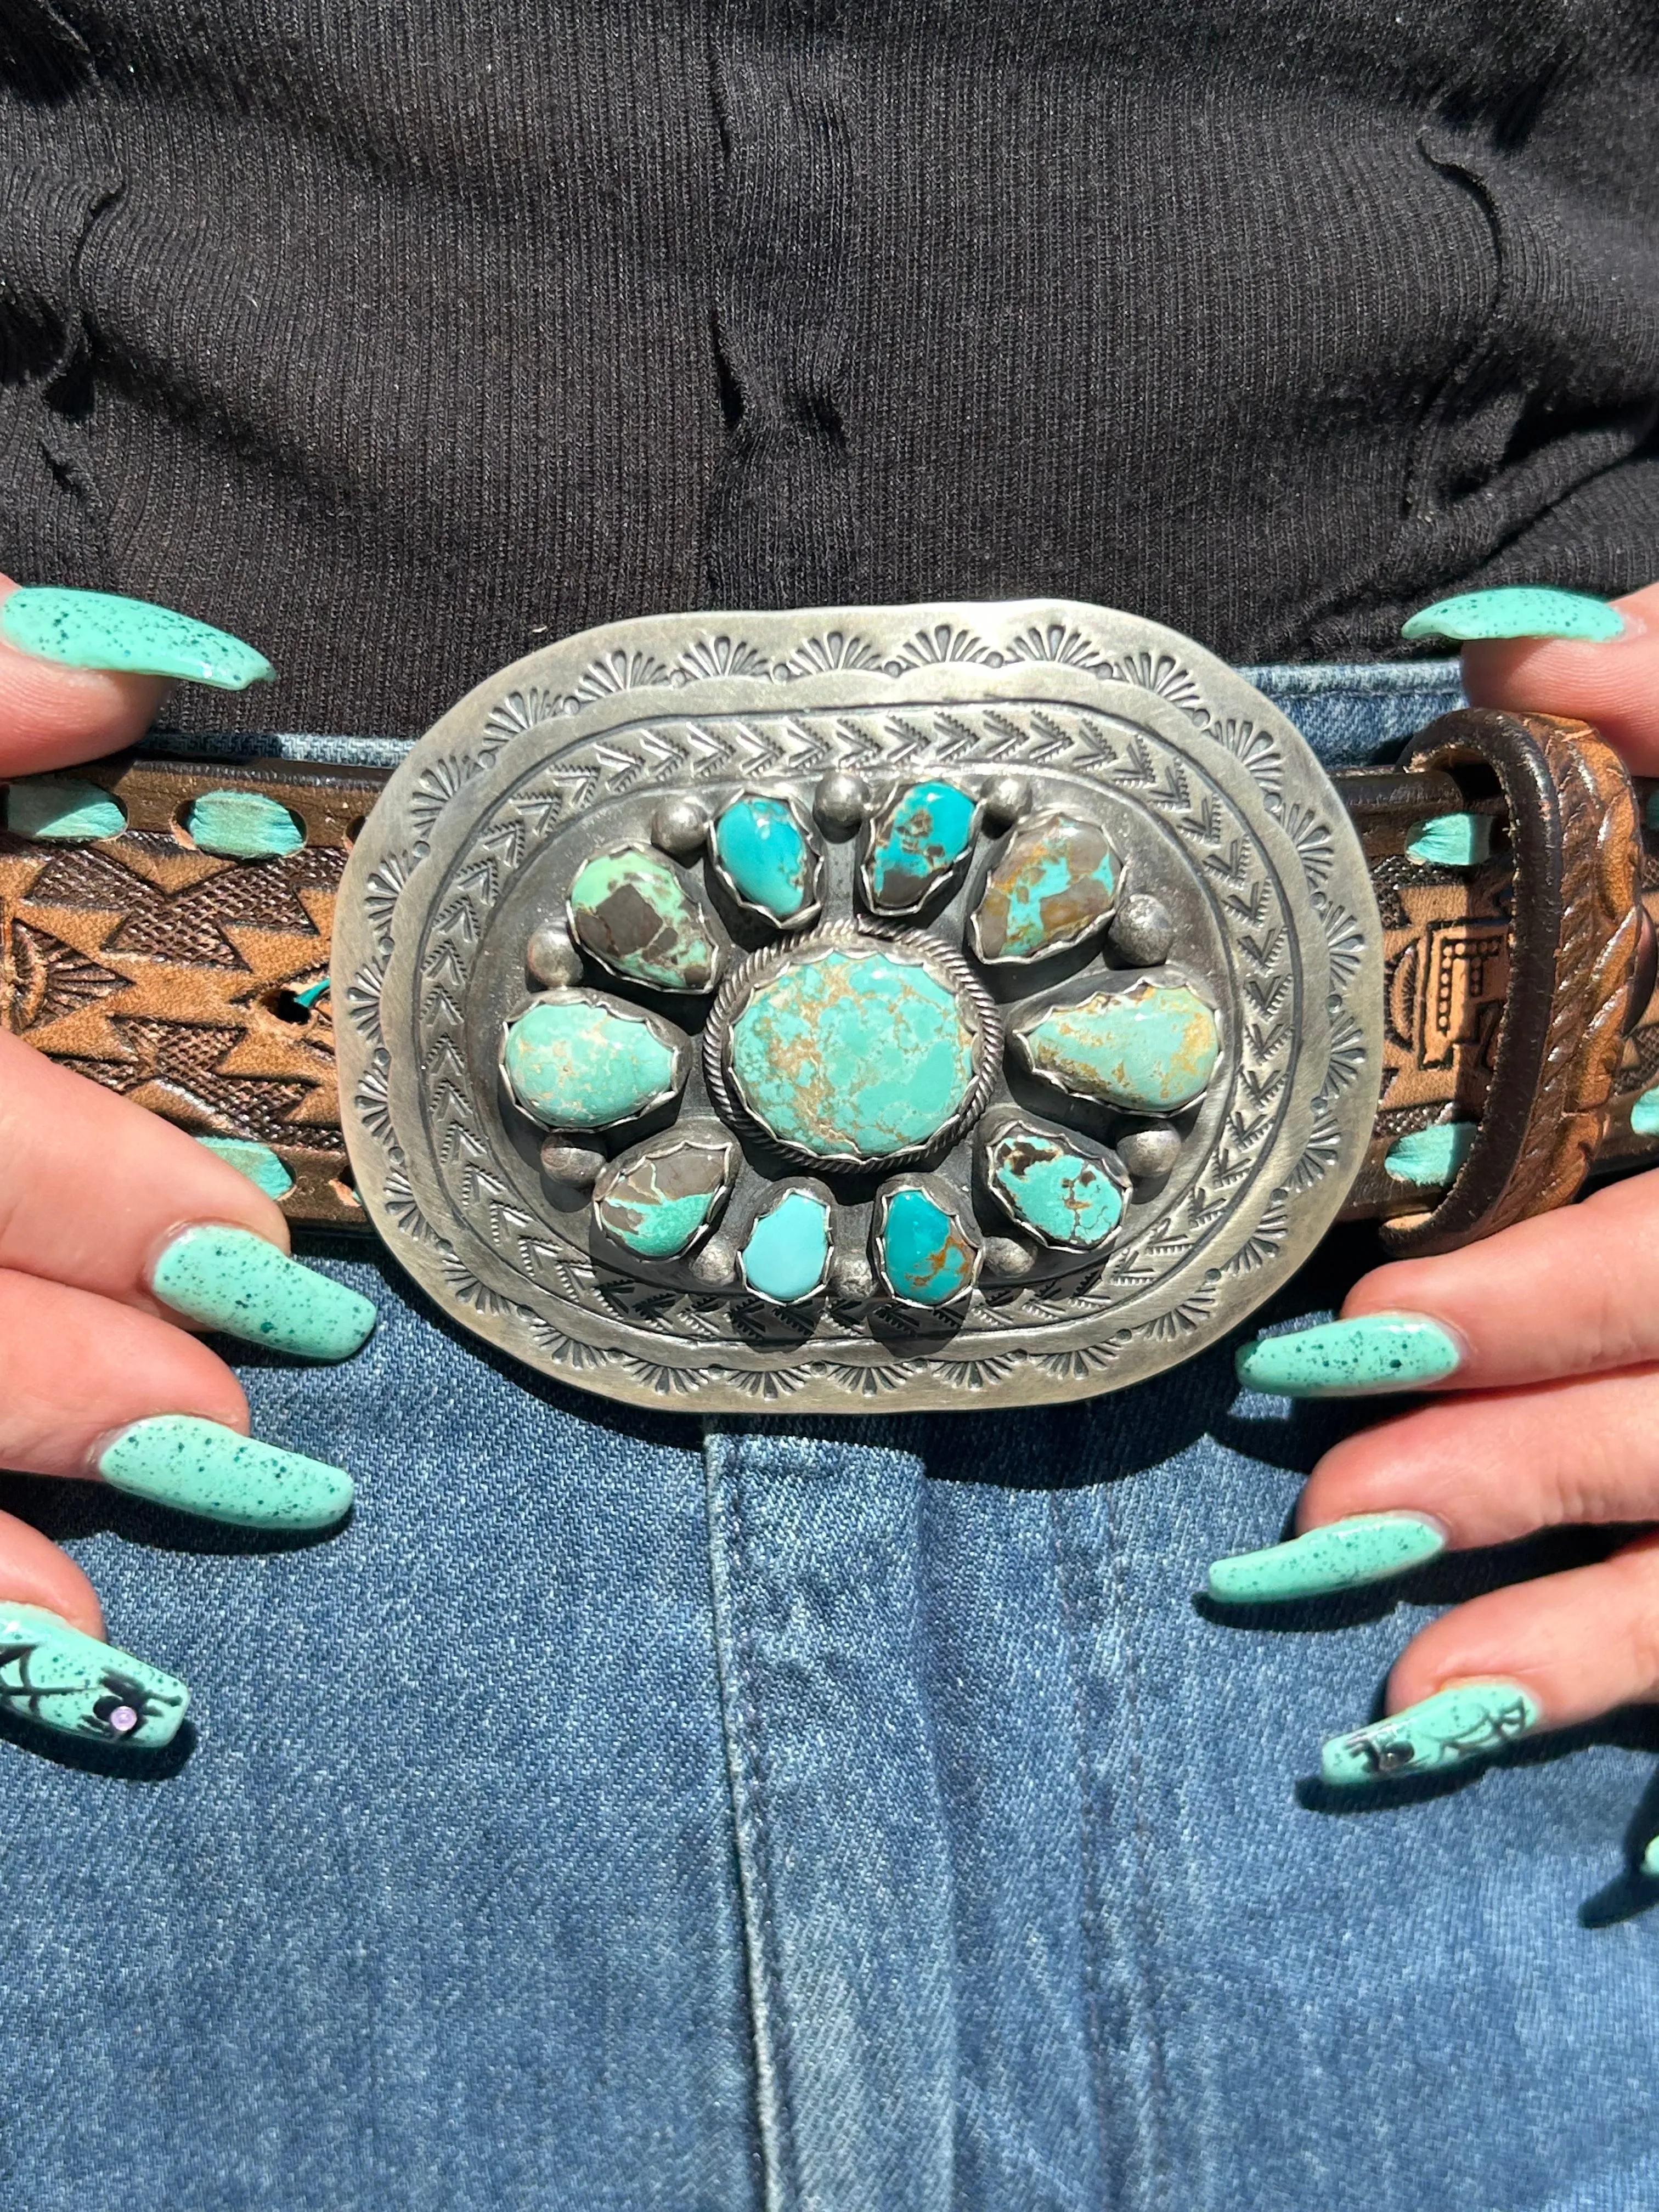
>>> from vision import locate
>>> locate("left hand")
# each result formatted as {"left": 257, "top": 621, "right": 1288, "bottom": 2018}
{"left": 1216, "top": 580, "right": 1659, "bottom": 1797}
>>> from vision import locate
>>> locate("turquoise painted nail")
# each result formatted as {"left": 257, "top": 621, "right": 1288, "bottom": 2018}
{"left": 0, "top": 586, "right": 274, "bottom": 689}
{"left": 4, "top": 776, "right": 127, "bottom": 842}
{"left": 1234, "top": 1312, "right": 1460, "bottom": 1397}
{"left": 150, "top": 1224, "right": 376, "bottom": 1361}
{"left": 1401, "top": 586, "right": 1624, "bottom": 645}
{"left": 1383, "top": 1121, "right": 1476, "bottom": 1188}
{"left": 193, "top": 1137, "right": 295, "bottom": 1201}
{"left": 99, "top": 1415, "right": 353, "bottom": 1530}
{"left": 1321, "top": 1679, "right": 1540, "bottom": 1786}
{"left": 0, "top": 1602, "right": 188, "bottom": 1747}
{"left": 1208, "top": 1511, "right": 1447, "bottom": 1604}
{"left": 184, "top": 790, "right": 304, "bottom": 860}
{"left": 1641, "top": 1836, "right": 1659, "bottom": 1879}
{"left": 1404, "top": 813, "right": 1493, "bottom": 867}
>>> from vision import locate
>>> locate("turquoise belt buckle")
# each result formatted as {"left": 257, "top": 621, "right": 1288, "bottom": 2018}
{"left": 335, "top": 601, "right": 1383, "bottom": 1413}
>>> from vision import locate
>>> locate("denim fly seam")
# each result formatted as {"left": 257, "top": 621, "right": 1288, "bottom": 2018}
{"left": 706, "top": 1432, "right": 800, "bottom": 2212}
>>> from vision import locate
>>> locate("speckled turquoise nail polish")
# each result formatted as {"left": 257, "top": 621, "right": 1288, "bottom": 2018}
{"left": 1401, "top": 586, "right": 1625, "bottom": 645}
{"left": 99, "top": 1415, "right": 353, "bottom": 1530}
{"left": 150, "top": 1224, "right": 376, "bottom": 1361}
{"left": 1234, "top": 1312, "right": 1460, "bottom": 1397}
{"left": 1208, "top": 1512, "right": 1447, "bottom": 1604}
{"left": 4, "top": 776, "right": 127, "bottom": 842}
{"left": 0, "top": 1601, "right": 188, "bottom": 1747}
{"left": 1, "top": 586, "right": 274, "bottom": 689}
{"left": 1321, "top": 1679, "right": 1540, "bottom": 1786}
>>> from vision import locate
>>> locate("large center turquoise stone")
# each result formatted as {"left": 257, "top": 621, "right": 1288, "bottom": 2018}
{"left": 728, "top": 943, "right": 978, "bottom": 1160}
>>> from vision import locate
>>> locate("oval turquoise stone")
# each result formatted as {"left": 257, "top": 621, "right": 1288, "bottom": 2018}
{"left": 739, "top": 1187, "right": 831, "bottom": 1302}
{"left": 568, "top": 847, "right": 719, "bottom": 991}
{"left": 503, "top": 995, "right": 683, "bottom": 1130}
{"left": 594, "top": 1136, "right": 733, "bottom": 1259}
{"left": 714, "top": 795, "right": 815, "bottom": 922}
{"left": 5, "top": 777, "right": 126, "bottom": 842}
{"left": 1015, "top": 980, "right": 1219, "bottom": 1113}
{"left": 874, "top": 1184, "right": 977, "bottom": 1304}
{"left": 864, "top": 780, "right": 976, "bottom": 911}
{"left": 185, "top": 789, "right": 306, "bottom": 860}
{"left": 972, "top": 811, "right": 1119, "bottom": 962}
{"left": 729, "top": 945, "right": 977, "bottom": 1159}
{"left": 984, "top": 1126, "right": 1124, "bottom": 1249}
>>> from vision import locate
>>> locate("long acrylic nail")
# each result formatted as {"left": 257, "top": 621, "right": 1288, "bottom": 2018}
{"left": 99, "top": 1415, "right": 353, "bottom": 1530}
{"left": 0, "top": 586, "right": 274, "bottom": 689}
{"left": 150, "top": 1224, "right": 376, "bottom": 1361}
{"left": 1321, "top": 1679, "right": 1540, "bottom": 1786}
{"left": 1401, "top": 586, "right": 1625, "bottom": 645}
{"left": 0, "top": 1601, "right": 188, "bottom": 1747}
{"left": 1208, "top": 1511, "right": 1447, "bottom": 1603}
{"left": 1234, "top": 1313, "right": 1460, "bottom": 1397}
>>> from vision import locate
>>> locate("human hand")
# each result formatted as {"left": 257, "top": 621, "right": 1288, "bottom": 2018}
{"left": 1218, "top": 580, "right": 1659, "bottom": 1810}
{"left": 0, "top": 579, "right": 373, "bottom": 1750}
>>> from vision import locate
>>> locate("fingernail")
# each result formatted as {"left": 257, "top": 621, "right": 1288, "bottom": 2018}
{"left": 0, "top": 586, "right": 274, "bottom": 689}
{"left": 98, "top": 1415, "right": 353, "bottom": 1530}
{"left": 0, "top": 1601, "right": 188, "bottom": 1747}
{"left": 1321, "top": 1679, "right": 1541, "bottom": 1786}
{"left": 150, "top": 1224, "right": 376, "bottom": 1361}
{"left": 1207, "top": 1511, "right": 1447, "bottom": 1603}
{"left": 1401, "top": 586, "right": 1626, "bottom": 645}
{"left": 1234, "top": 1312, "right": 1460, "bottom": 1397}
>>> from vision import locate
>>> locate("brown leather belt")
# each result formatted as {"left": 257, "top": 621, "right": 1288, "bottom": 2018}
{"left": 3, "top": 601, "right": 1656, "bottom": 1412}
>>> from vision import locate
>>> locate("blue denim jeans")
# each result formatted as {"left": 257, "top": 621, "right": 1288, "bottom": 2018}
{"left": 6, "top": 660, "right": 1658, "bottom": 2212}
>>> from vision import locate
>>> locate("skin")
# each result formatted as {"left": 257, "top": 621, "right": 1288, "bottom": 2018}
{"left": 0, "top": 572, "right": 294, "bottom": 1640}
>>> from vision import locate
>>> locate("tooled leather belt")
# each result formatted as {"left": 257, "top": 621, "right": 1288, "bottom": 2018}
{"left": 5, "top": 599, "right": 1658, "bottom": 1415}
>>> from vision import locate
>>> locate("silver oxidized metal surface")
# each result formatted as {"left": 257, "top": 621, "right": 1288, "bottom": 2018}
{"left": 335, "top": 600, "right": 1383, "bottom": 1413}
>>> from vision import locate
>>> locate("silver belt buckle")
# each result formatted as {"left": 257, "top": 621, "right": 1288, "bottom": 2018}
{"left": 336, "top": 601, "right": 1382, "bottom": 1413}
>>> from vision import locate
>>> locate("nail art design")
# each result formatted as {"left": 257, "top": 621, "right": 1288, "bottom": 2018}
{"left": 1234, "top": 1313, "right": 1460, "bottom": 1397}
{"left": 1321, "top": 1679, "right": 1540, "bottom": 1786}
{"left": 1401, "top": 586, "right": 1626, "bottom": 645}
{"left": 150, "top": 1224, "right": 376, "bottom": 1361}
{"left": 99, "top": 1415, "right": 354, "bottom": 1530}
{"left": 1207, "top": 1511, "right": 1447, "bottom": 1603}
{"left": 0, "top": 1603, "right": 188, "bottom": 1747}
{"left": 0, "top": 586, "right": 274, "bottom": 689}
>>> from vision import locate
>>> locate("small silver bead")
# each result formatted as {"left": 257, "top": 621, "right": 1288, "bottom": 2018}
{"left": 525, "top": 924, "right": 583, "bottom": 989}
{"left": 830, "top": 1247, "right": 876, "bottom": 1301}
{"left": 1109, "top": 893, "right": 1175, "bottom": 968}
{"left": 689, "top": 1233, "right": 738, "bottom": 1289}
{"left": 981, "top": 1235, "right": 1036, "bottom": 1279}
{"left": 651, "top": 794, "right": 710, "bottom": 856}
{"left": 539, "top": 1137, "right": 606, "bottom": 1186}
{"left": 1116, "top": 1126, "right": 1182, "bottom": 1183}
{"left": 980, "top": 775, "right": 1032, "bottom": 830}
{"left": 814, "top": 771, "right": 870, "bottom": 836}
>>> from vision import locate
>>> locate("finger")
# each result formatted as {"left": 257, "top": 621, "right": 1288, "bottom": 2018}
{"left": 1234, "top": 1164, "right": 1659, "bottom": 1401}
{"left": 0, "top": 1517, "right": 190, "bottom": 1750}
{"left": 0, "top": 576, "right": 168, "bottom": 771}
{"left": 1316, "top": 1533, "right": 1659, "bottom": 1787}
{"left": 0, "top": 1031, "right": 376, "bottom": 1361}
{"left": 0, "top": 574, "right": 273, "bottom": 776}
{"left": 1455, "top": 579, "right": 1659, "bottom": 769}
{"left": 0, "top": 1267, "right": 353, "bottom": 1530}
{"left": 1209, "top": 1364, "right": 1659, "bottom": 1602}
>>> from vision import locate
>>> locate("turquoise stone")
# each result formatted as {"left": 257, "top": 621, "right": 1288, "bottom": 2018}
{"left": 739, "top": 1187, "right": 831, "bottom": 1303}
{"left": 1633, "top": 1086, "right": 1659, "bottom": 1138}
{"left": 1015, "top": 979, "right": 1219, "bottom": 1113}
{"left": 568, "top": 847, "right": 720, "bottom": 991}
{"left": 971, "top": 811, "right": 1119, "bottom": 962}
{"left": 5, "top": 777, "right": 126, "bottom": 842}
{"left": 594, "top": 1135, "right": 734, "bottom": 1260}
{"left": 714, "top": 795, "right": 816, "bottom": 923}
{"left": 1405, "top": 813, "right": 1493, "bottom": 867}
{"left": 874, "top": 1183, "right": 978, "bottom": 1304}
{"left": 728, "top": 943, "right": 977, "bottom": 1160}
{"left": 1384, "top": 1121, "right": 1476, "bottom": 1187}
{"left": 194, "top": 1136, "right": 296, "bottom": 1200}
{"left": 503, "top": 994, "right": 684, "bottom": 1130}
{"left": 984, "top": 1124, "right": 1125, "bottom": 1249}
{"left": 862, "top": 780, "right": 977, "bottom": 912}
{"left": 185, "top": 789, "right": 305, "bottom": 860}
